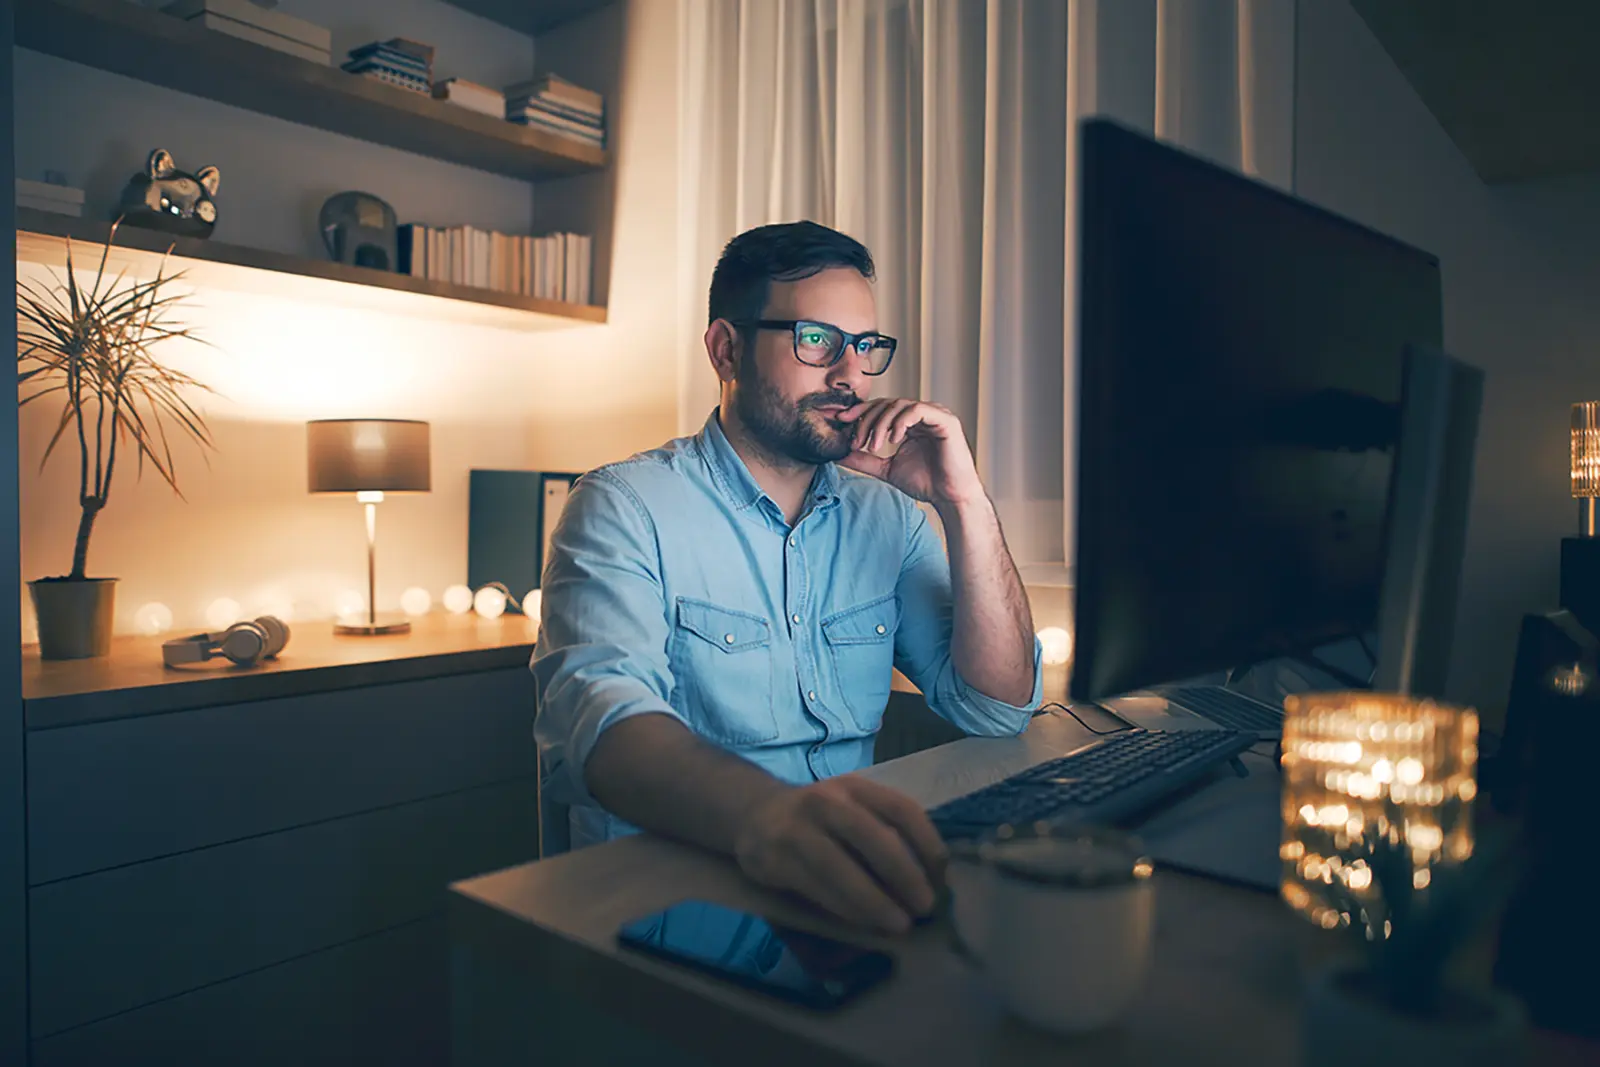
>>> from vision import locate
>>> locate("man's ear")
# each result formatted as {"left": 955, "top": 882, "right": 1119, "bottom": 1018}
{"left": 704, "top": 319, "right": 741, "bottom": 383}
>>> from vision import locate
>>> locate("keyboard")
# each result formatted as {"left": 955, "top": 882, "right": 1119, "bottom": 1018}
{"left": 926, "top": 729, "right": 1256, "bottom": 841}
{"left": 1162, "top": 685, "right": 1285, "bottom": 735}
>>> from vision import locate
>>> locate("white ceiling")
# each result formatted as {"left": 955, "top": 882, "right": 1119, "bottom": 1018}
{"left": 1349, "top": 0, "right": 1600, "bottom": 184}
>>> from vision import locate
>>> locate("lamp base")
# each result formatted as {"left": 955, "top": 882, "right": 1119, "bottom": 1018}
{"left": 333, "top": 614, "right": 411, "bottom": 636}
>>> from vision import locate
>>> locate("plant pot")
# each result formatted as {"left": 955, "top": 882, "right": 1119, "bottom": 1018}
{"left": 28, "top": 577, "right": 117, "bottom": 660}
{"left": 1303, "top": 959, "right": 1528, "bottom": 1067}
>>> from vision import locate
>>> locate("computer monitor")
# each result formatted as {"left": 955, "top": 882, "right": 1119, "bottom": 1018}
{"left": 1070, "top": 118, "right": 1477, "bottom": 703}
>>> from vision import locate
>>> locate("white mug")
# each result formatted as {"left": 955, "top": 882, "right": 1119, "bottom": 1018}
{"left": 947, "top": 822, "right": 1155, "bottom": 1035}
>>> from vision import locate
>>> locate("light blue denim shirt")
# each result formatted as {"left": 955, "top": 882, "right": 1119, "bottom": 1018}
{"left": 531, "top": 410, "right": 1043, "bottom": 848}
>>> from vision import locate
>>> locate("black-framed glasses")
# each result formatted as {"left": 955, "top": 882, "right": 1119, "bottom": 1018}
{"left": 738, "top": 319, "right": 898, "bottom": 376}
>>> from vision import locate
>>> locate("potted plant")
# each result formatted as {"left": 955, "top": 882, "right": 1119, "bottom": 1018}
{"left": 1302, "top": 816, "right": 1528, "bottom": 1067}
{"left": 16, "top": 220, "right": 216, "bottom": 659}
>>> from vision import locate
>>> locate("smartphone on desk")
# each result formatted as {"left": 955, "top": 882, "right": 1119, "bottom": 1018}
{"left": 616, "top": 898, "right": 895, "bottom": 1010}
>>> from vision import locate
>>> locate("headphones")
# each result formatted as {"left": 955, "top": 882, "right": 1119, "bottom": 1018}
{"left": 162, "top": 615, "right": 291, "bottom": 669}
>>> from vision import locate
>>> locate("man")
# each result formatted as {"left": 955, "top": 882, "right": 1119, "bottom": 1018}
{"left": 533, "top": 220, "right": 1042, "bottom": 935}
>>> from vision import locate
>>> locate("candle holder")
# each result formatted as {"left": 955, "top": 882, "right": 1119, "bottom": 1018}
{"left": 1280, "top": 691, "right": 1478, "bottom": 932}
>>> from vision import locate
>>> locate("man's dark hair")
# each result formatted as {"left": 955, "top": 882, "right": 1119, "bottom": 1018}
{"left": 707, "top": 220, "right": 875, "bottom": 327}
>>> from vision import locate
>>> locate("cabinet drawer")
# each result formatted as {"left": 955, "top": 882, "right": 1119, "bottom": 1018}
{"left": 28, "top": 667, "right": 534, "bottom": 883}
{"left": 31, "top": 918, "right": 448, "bottom": 1067}
{"left": 31, "top": 778, "right": 533, "bottom": 1037}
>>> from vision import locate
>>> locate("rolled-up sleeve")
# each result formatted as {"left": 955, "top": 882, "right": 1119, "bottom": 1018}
{"left": 531, "top": 469, "right": 690, "bottom": 808}
{"left": 891, "top": 503, "right": 1042, "bottom": 736}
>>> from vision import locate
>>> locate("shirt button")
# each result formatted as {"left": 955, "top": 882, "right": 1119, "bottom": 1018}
{"left": 788, "top": 536, "right": 797, "bottom": 547}
{"left": 875, "top": 624, "right": 886, "bottom": 634}
{"left": 808, "top": 690, "right": 817, "bottom": 701}
{"left": 791, "top": 613, "right": 801, "bottom": 624}
{"left": 723, "top": 633, "right": 736, "bottom": 644}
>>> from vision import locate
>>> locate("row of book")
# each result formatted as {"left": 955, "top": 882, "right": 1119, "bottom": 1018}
{"left": 506, "top": 75, "right": 604, "bottom": 149}
{"left": 435, "top": 74, "right": 605, "bottom": 149}
{"left": 341, "top": 38, "right": 434, "bottom": 95}
{"left": 16, "top": 178, "right": 84, "bottom": 218}
{"left": 162, "top": 0, "right": 332, "bottom": 65}
{"left": 397, "top": 225, "right": 593, "bottom": 306}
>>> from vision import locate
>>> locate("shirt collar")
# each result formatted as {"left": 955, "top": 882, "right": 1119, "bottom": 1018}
{"left": 696, "top": 409, "right": 844, "bottom": 516}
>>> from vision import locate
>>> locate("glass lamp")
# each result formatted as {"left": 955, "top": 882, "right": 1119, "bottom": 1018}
{"left": 1280, "top": 691, "right": 1478, "bottom": 931}
{"left": 1563, "top": 403, "right": 1600, "bottom": 631}
{"left": 307, "top": 419, "right": 431, "bottom": 635}
{"left": 1574, "top": 401, "right": 1599, "bottom": 538}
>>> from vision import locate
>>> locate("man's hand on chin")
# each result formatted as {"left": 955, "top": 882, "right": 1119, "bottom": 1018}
{"left": 834, "top": 399, "right": 986, "bottom": 510}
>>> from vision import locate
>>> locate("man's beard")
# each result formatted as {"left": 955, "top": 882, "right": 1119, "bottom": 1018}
{"left": 734, "top": 351, "right": 856, "bottom": 467}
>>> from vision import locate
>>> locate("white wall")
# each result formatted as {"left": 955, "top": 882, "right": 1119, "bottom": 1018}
{"left": 1295, "top": 0, "right": 1600, "bottom": 722}
{"left": 16, "top": 0, "right": 679, "bottom": 639}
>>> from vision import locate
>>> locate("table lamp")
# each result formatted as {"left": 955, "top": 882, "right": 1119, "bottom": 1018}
{"left": 1562, "top": 402, "right": 1600, "bottom": 630}
{"left": 307, "top": 419, "right": 431, "bottom": 635}
{"left": 1279, "top": 691, "right": 1478, "bottom": 932}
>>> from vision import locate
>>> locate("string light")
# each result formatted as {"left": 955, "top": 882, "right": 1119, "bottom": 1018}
{"left": 333, "top": 588, "right": 365, "bottom": 620}
{"left": 135, "top": 602, "right": 174, "bottom": 636}
{"left": 206, "top": 597, "right": 242, "bottom": 630}
{"left": 400, "top": 587, "right": 432, "bottom": 616}
{"left": 473, "top": 585, "right": 507, "bottom": 619}
{"left": 442, "top": 585, "right": 474, "bottom": 614}
{"left": 1037, "top": 626, "right": 1073, "bottom": 666}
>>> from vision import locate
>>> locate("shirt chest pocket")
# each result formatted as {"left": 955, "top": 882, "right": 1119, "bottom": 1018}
{"left": 821, "top": 594, "right": 900, "bottom": 730}
{"left": 669, "top": 597, "right": 780, "bottom": 746}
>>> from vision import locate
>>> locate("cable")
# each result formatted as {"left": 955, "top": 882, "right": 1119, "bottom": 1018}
{"left": 1249, "top": 738, "right": 1281, "bottom": 761}
{"left": 1040, "top": 701, "right": 1136, "bottom": 735}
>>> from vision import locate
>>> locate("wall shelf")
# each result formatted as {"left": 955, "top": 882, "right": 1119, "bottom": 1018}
{"left": 15, "top": 0, "right": 608, "bottom": 183}
{"left": 16, "top": 208, "right": 608, "bottom": 332}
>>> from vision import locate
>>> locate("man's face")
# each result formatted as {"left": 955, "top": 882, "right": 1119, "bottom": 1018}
{"left": 732, "top": 267, "right": 877, "bottom": 467}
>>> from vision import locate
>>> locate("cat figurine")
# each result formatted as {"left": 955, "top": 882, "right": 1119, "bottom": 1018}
{"left": 118, "top": 149, "right": 220, "bottom": 239}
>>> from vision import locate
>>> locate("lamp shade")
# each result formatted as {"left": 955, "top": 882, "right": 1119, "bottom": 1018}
{"left": 307, "top": 419, "right": 431, "bottom": 493}
{"left": 1573, "top": 402, "right": 1599, "bottom": 499}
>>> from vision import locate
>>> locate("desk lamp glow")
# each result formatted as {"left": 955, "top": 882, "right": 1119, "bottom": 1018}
{"left": 307, "top": 419, "right": 431, "bottom": 635}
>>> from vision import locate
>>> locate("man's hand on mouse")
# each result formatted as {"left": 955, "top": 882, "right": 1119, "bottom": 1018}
{"left": 834, "top": 399, "right": 986, "bottom": 509}
{"left": 733, "top": 774, "right": 949, "bottom": 935}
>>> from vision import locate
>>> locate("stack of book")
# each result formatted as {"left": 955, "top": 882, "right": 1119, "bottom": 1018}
{"left": 504, "top": 75, "right": 604, "bottom": 149}
{"left": 432, "top": 78, "right": 503, "bottom": 118}
{"left": 398, "top": 225, "right": 593, "bottom": 306}
{"left": 161, "top": 0, "right": 332, "bottom": 65}
{"left": 16, "top": 179, "right": 85, "bottom": 218}
{"left": 342, "top": 38, "right": 433, "bottom": 95}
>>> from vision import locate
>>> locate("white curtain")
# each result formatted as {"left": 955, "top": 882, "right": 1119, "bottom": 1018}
{"left": 677, "top": 0, "right": 1295, "bottom": 573}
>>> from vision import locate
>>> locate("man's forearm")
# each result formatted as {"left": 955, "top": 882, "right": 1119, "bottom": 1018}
{"left": 584, "top": 713, "right": 791, "bottom": 854}
{"left": 936, "top": 496, "right": 1037, "bottom": 705}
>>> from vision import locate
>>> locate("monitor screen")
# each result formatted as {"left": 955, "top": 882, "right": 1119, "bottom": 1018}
{"left": 1070, "top": 119, "right": 1444, "bottom": 702}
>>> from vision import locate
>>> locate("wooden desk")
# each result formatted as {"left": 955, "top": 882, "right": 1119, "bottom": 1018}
{"left": 449, "top": 714, "right": 1593, "bottom": 1067}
